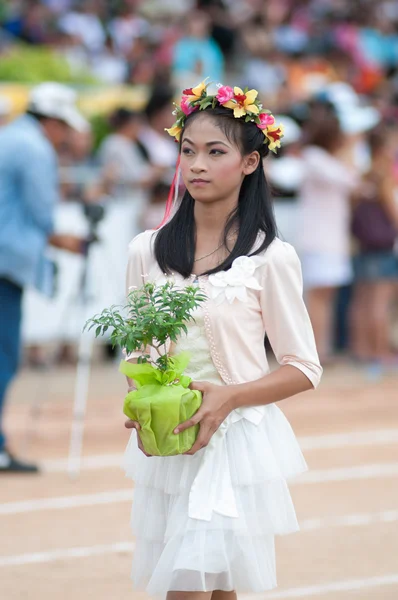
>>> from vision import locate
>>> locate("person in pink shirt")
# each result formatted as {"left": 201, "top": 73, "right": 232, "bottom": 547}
{"left": 123, "top": 80, "right": 322, "bottom": 600}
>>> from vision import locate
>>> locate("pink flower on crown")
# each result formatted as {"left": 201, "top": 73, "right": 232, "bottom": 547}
{"left": 257, "top": 112, "right": 275, "bottom": 130}
{"left": 180, "top": 95, "right": 198, "bottom": 116}
{"left": 216, "top": 85, "right": 234, "bottom": 105}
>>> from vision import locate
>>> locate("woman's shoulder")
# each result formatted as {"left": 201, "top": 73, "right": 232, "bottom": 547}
{"left": 255, "top": 236, "right": 301, "bottom": 273}
{"left": 128, "top": 229, "right": 158, "bottom": 260}
{"left": 128, "top": 229, "right": 158, "bottom": 265}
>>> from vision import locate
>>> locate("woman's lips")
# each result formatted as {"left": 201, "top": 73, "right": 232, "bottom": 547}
{"left": 190, "top": 179, "right": 210, "bottom": 186}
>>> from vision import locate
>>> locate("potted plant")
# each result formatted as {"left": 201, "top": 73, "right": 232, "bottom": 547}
{"left": 84, "top": 281, "right": 207, "bottom": 456}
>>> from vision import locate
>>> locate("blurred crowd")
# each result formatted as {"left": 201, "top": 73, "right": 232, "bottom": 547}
{"left": 0, "top": 0, "right": 398, "bottom": 104}
{"left": 1, "top": 0, "right": 398, "bottom": 373}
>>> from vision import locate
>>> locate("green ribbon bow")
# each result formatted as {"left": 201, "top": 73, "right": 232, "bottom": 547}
{"left": 119, "top": 352, "right": 202, "bottom": 456}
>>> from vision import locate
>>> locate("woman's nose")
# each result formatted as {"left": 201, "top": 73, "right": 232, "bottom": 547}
{"left": 190, "top": 155, "right": 207, "bottom": 173}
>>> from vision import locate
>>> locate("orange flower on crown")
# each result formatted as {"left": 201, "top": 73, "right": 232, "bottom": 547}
{"left": 222, "top": 87, "right": 260, "bottom": 118}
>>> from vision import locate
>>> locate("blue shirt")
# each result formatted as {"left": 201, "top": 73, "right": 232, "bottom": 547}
{"left": 173, "top": 37, "right": 224, "bottom": 83}
{"left": 0, "top": 115, "right": 58, "bottom": 293}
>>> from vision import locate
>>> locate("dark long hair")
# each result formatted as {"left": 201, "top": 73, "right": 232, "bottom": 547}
{"left": 154, "top": 107, "right": 277, "bottom": 278}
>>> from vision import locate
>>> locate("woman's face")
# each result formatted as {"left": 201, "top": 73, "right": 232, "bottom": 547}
{"left": 180, "top": 115, "right": 252, "bottom": 205}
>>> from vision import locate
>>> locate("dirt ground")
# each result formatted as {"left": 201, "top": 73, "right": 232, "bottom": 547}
{"left": 1, "top": 358, "right": 398, "bottom": 600}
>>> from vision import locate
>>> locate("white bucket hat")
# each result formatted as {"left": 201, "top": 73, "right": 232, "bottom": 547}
{"left": 28, "top": 82, "right": 89, "bottom": 132}
{"left": 321, "top": 82, "right": 380, "bottom": 134}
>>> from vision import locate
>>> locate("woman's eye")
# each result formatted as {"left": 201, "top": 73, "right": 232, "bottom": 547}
{"left": 182, "top": 148, "right": 193, "bottom": 155}
{"left": 210, "top": 149, "right": 225, "bottom": 155}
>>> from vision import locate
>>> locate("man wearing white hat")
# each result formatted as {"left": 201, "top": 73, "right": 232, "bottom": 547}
{"left": 0, "top": 82, "right": 89, "bottom": 473}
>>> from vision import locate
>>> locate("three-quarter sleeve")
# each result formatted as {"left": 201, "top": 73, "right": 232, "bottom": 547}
{"left": 259, "top": 240, "right": 323, "bottom": 388}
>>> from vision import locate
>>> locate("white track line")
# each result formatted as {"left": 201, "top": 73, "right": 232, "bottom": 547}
{"left": 0, "top": 489, "right": 132, "bottom": 515}
{"left": 0, "top": 542, "right": 135, "bottom": 567}
{"left": 298, "top": 428, "right": 398, "bottom": 450}
{"left": 244, "top": 574, "right": 398, "bottom": 598}
{"left": 1, "top": 508, "right": 397, "bottom": 565}
{"left": 40, "top": 429, "right": 398, "bottom": 473}
{"left": 1, "top": 551, "right": 398, "bottom": 598}
{"left": 298, "top": 462, "right": 398, "bottom": 483}
{"left": 2, "top": 462, "right": 398, "bottom": 515}
{"left": 300, "top": 509, "right": 398, "bottom": 530}
{"left": 0, "top": 510, "right": 397, "bottom": 567}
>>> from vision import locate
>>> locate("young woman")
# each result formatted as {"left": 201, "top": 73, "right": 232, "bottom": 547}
{"left": 123, "top": 81, "right": 322, "bottom": 600}
{"left": 296, "top": 101, "right": 360, "bottom": 363}
{"left": 350, "top": 127, "right": 398, "bottom": 364}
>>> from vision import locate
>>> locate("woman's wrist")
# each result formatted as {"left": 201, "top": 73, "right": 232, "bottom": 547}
{"left": 229, "top": 384, "right": 246, "bottom": 411}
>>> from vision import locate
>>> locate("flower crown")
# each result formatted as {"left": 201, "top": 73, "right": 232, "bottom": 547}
{"left": 165, "top": 79, "right": 284, "bottom": 153}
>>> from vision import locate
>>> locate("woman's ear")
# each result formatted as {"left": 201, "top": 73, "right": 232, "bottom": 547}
{"left": 243, "top": 151, "right": 260, "bottom": 175}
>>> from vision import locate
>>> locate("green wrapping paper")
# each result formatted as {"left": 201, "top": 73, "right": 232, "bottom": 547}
{"left": 119, "top": 352, "right": 202, "bottom": 456}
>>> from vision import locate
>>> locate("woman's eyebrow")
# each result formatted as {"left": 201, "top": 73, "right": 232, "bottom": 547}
{"left": 182, "top": 137, "right": 229, "bottom": 148}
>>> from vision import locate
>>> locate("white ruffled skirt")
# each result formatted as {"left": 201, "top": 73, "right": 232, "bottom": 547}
{"left": 123, "top": 402, "right": 307, "bottom": 597}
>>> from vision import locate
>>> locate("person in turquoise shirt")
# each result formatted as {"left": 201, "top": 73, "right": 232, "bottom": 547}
{"left": 173, "top": 11, "right": 224, "bottom": 83}
{"left": 0, "top": 83, "right": 88, "bottom": 473}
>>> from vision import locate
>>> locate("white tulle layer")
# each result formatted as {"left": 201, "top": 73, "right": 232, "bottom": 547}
{"left": 123, "top": 402, "right": 307, "bottom": 597}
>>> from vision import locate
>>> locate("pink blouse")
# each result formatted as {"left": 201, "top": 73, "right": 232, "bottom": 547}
{"left": 125, "top": 229, "right": 322, "bottom": 521}
{"left": 125, "top": 229, "right": 322, "bottom": 391}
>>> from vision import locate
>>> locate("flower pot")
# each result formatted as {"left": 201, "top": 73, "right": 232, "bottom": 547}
{"left": 123, "top": 383, "right": 202, "bottom": 456}
{"left": 119, "top": 354, "right": 202, "bottom": 456}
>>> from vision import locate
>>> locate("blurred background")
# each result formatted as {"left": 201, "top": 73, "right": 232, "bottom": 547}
{"left": 1, "top": 1, "right": 398, "bottom": 599}
{"left": 1, "top": 0, "right": 398, "bottom": 369}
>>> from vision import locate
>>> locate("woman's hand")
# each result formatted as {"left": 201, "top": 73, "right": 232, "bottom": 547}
{"left": 174, "top": 381, "right": 236, "bottom": 455}
{"left": 124, "top": 419, "right": 152, "bottom": 457}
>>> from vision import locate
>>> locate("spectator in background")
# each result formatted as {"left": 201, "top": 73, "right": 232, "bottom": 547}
{"left": 265, "top": 115, "right": 303, "bottom": 245}
{"left": 350, "top": 127, "right": 398, "bottom": 365}
{"left": 90, "top": 34, "right": 128, "bottom": 84}
{"left": 18, "top": 0, "right": 51, "bottom": 44}
{"left": 125, "top": 32, "right": 157, "bottom": 86}
{"left": 139, "top": 86, "right": 178, "bottom": 170}
{"left": 58, "top": 0, "right": 106, "bottom": 55}
{"left": 0, "top": 83, "right": 88, "bottom": 473}
{"left": 197, "top": 0, "right": 237, "bottom": 59}
{"left": 98, "top": 107, "right": 162, "bottom": 196}
{"left": 172, "top": 10, "right": 224, "bottom": 88}
{"left": 296, "top": 100, "right": 360, "bottom": 363}
{"left": 108, "top": 3, "right": 150, "bottom": 56}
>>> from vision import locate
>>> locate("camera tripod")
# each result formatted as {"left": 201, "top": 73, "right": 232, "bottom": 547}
{"left": 67, "top": 203, "right": 104, "bottom": 478}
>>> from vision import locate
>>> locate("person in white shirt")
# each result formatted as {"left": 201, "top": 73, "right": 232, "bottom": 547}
{"left": 297, "top": 102, "right": 360, "bottom": 362}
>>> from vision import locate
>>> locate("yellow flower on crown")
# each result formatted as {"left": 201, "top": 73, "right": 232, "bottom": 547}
{"left": 182, "top": 79, "right": 208, "bottom": 103}
{"left": 222, "top": 87, "right": 260, "bottom": 118}
{"left": 265, "top": 123, "right": 285, "bottom": 153}
{"left": 165, "top": 123, "right": 183, "bottom": 142}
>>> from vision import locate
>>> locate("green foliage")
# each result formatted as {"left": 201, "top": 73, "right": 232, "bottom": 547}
{"left": 89, "top": 113, "right": 112, "bottom": 152}
{"left": 85, "top": 281, "right": 207, "bottom": 373}
{"left": 0, "top": 45, "right": 97, "bottom": 84}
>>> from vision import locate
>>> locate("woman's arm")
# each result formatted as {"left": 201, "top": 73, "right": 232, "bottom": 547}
{"left": 230, "top": 364, "right": 312, "bottom": 409}
{"left": 175, "top": 241, "right": 322, "bottom": 454}
{"left": 172, "top": 365, "right": 311, "bottom": 455}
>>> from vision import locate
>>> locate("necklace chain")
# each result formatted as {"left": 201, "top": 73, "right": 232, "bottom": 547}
{"left": 194, "top": 229, "right": 239, "bottom": 263}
